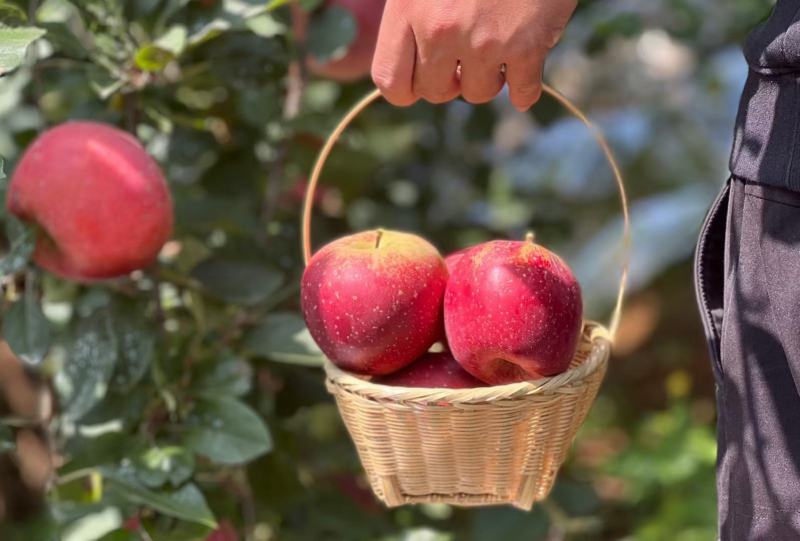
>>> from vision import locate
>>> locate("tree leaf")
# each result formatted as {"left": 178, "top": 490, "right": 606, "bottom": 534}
{"left": 154, "top": 25, "right": 187, "bottom": 55}
{"left": 0, "top": 217, "right": 36, "bottom": 276}
{"left": 193, "top": 352, "right": 252, "bottom": 397}
{"left": 134, "top": 446, "right": 195, "bottom": 488}
{"left": 0, "top": 25, "right": 46, "bottom": 75}
{"left": 0, "top": 4, "right": 27, "bottom": 26}
{"left": 87, "top": 65, "right": 124, "bottom": 100}
{"left": 307, "top": 6, "right": 356, "bottom": 63}
{"left": 191, "top": 258, "right": 283, "bottom": 305}
{"left": 134, "top": 45, "right": 174, "bottom": 72}
{"left": 243, "top": 312, "right": 323, "bottom": 367}
{"left": 105, "top": 471, "right": 216, "bottom": 528}
{"left": 2, "top": 280, "right": 52, "bottom": 367}
{"left": 245, "top": 13, "right": 285, "bottom": 38}
{"left": 56, "top": 311, "right": 119, "bottom": 421}
{"left": 61, "top": 507, "right": 122, "bottom": 541}
{"left": 184, "top": 396, "right": 272, "bottom": 465}
{"left": 0, "top": 422, "right": 14, "bottom": 453}
{"left": 109, "top": 306, "right": 154, "bottom": 392}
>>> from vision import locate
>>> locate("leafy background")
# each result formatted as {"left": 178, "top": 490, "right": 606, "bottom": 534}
{"left": 0, "top": 0, "right": 775, "bottom": 539}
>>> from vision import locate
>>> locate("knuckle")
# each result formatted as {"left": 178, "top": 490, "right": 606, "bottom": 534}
{"left": 426, "top": 18, "right": 459, "bottom": 40}
{"left": 469, "top": 34, "right": 501, "bottom": 55}
{"left": 372, "top": 66, "right": 400, "bottom": 92}
{"left": 540, "top": 23, "right": 568, "bottom": 49}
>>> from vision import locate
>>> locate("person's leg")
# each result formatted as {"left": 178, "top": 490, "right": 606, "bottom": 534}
{"left": 696, "top": 176, "right": 800, "bottom": 540}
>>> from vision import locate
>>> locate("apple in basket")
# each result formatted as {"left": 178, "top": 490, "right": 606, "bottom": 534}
{"left": 374, "top": 351, "right": 487, "bottom": 389}
{"left": 444, "top": 233, "right": 583, "bottom": 385}
{"left": 301, "top": 229, "right": 448, "bottom": 375}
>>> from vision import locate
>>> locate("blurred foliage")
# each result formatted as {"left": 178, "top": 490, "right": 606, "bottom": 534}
{"left": 0, "top": 0, "right": 777, "bottom": 539}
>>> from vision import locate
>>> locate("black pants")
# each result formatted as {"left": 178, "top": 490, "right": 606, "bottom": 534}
{"left": 696, "top": 176, "right": 800, "bottom": 539}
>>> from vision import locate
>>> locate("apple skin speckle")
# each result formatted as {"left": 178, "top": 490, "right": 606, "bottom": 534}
{"left": 301, "top": 229, "right": 448, "bottom": 375}
{"left": 444, "top": 239, "right": 583, "bottom": 385}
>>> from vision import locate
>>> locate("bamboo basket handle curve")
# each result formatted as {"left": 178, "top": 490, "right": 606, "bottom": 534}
{"left": 301, "top": 86, "right": 631, "bottom": 342}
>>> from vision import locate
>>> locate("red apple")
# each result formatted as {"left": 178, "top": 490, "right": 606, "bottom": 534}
{"left": 444, "top": 234, "right": 583, "bottom": 384}
{"left": 374, "top": 351, "right": 487, "bottom": 389}
{"left": 445, "top": 248, "right": 471, "bottom": 273}
{"left": 6, "top": 121, "right": 173, "bottom": 281}
{"left": 293, "top": 0, "right": 386, "bottom": 82}
{"left": 301, "top": 229, "right": 448, "bottom": 375}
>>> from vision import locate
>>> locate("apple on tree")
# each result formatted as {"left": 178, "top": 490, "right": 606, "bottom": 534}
{"left": 374, "top": 351, "right": 486, "bottom": 389}
{"left": 301, "top": 229, "right": 448, "bottom": 375}
{"left": 6, "top": 121, "right": 173, "bottom": 281}
{"left": 444, "top": 233, "right": 583, "bottom": 384}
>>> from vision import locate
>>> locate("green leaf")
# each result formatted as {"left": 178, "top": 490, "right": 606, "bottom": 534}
{"left": 87, "top": 65, "right": 124, "bottom": 100}
{"left": 307, "top": 6, "right": 356, "bottom": 63}
{"left": 134, "top": 446, "right": 195, "bottom": 488}
{"left": 0, "top": 217, "right": 35, "bottom": 276}
{"left": 109, "top": 307, "right": 154, "bottom": 392}
{"left": 2, "top": 280, "right": 52, "bottom": 367}
{"left": 0, "top": 25, "right": 45, "bottom": 75}
{"left": 134, "top": 45, "right": 174, "bottom": 72}
{"left": 246, "top": 13, "right": 285, "bottom": 38}
{"left": 135, "top": 25, "right": 188, "bottom": 72}
{"left": 105, "top": 472, "right": 216, "bottom": 528}
{"left": 0, "top": 156, "right": 5, "bottom": 179}
{"left": 193, "top": 352, "right": 252, "bottom": 397}
{"left": 155, "top": 25, "right": 188, "bottom": 55}
{"left": 243, "top": 312, "right": 323, "bottom": 366}
{"left": 185, "top": 396, "right": 272, "bottom": 465}
{"left": 191, "top": 258, "right": 283, "bottom": 305}
{"left": 299, "top": 0, "right": 325, "bottom": 10}
{"left": 0, "top": 4, "right": 27, "bottom": 26}
{"left": 266, "top": 0, "right": 322, "bottom": 11}
{"left": 0, "top": 422, "right": 14, "bottom": 453}
{"left": 61, "top": 507, "right": 123, "bottom": 541}
{"left": 56, "top": 310, "right": 119, "bottom": 421}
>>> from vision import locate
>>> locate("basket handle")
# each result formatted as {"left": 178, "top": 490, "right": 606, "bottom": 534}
{"left": 301, "top": 86, "right": 630, "bottom": 342}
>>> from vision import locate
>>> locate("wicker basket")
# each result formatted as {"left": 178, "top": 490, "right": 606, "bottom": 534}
{"left": 302, "top": 85, "right": 630, "bottom": 509}
{"left": 324, "top": 322, "right": 609, "bottom": 509}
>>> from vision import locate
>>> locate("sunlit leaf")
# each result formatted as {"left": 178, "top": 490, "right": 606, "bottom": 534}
{"left": 0, "top": 25, "right": 46, "bottom": 75}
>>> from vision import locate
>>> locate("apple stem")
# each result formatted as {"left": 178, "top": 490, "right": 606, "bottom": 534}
{"left": 375, "top": 229, "right": 384, "bottom": 249}
{"left": 525, "top": 231, "right": 536, "bottom": 244}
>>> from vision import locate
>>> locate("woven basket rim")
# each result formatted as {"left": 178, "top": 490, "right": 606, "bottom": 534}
{"left": 324, "top": 320, "right": 611, "bottom": 405}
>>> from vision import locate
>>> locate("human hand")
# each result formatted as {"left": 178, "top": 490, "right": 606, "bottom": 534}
{"left": 371, "top": 0, "right": 577, "bottom": 111}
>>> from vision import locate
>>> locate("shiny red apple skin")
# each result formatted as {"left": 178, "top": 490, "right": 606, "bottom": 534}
{"left": 301, "top": 229, "right": 448, "bottom": 375}
{"left": 374, "top": 351, "right": 487, "bottom": 389}
{"left": 444, "top": 239, "right": 583, "bottom": 384}
{"left": 6, "top": 121, "right": 173, "bottom": 281}
{"left": 293, "top": 0, "right": 386, "bottom": 82}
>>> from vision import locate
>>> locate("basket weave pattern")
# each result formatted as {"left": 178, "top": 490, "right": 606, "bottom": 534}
{"left": 324, "top": 322, "right": 609, "bottom": 510}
